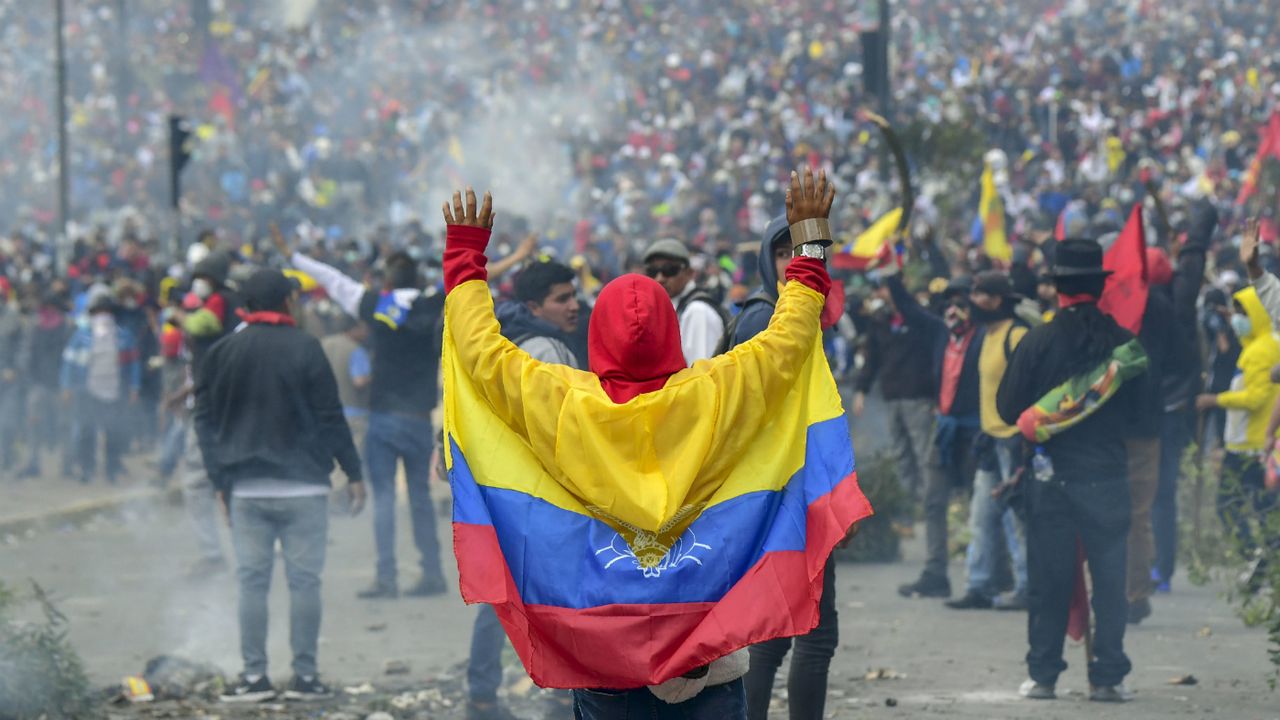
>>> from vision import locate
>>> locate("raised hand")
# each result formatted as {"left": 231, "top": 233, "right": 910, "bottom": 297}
{"left": 785, "top": 167, "right": 836, "bottom": 225}
{"left": 269, "top": 222, "right": 292, "bottom": 258}
{"left": 442, "top": 187, "right": 495, "bottom": 230}
{"left": 1242, "top": 218, "right": 1263, "bottom": 279}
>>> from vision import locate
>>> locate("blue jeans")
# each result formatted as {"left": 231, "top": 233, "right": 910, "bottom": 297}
{"left": 365, "top": 412, "right": 442, "bottom": 586}
{"left": 573, "top": 678, "right": 746, "bottom": 720}
{"left": 157, "top": 416, "right": 187, "bottom": 479}
{"left": 231, "top": 495, "right": 329, "bottom": 678}
{"left": 1153, "top": 409, "right": 1192, "bottom": 583}
{"left": 965, "top": 437, "right": 1027, "bottom": 597}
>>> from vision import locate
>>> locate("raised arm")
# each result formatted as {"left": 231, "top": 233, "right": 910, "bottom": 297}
{"left": 700, "top": 168, "right": 837, "bottom": 440}
{"left": 272, "top": 224, "right": 367, "bottom": 318}
{"left": 289, "top": 252, "right": 366, "bottom": 318}
{"left": 442, "top": 189, "right": 579, "bottom": 441}
{"left": 1243, "top": 218, "right": 1280, "bottom": 328}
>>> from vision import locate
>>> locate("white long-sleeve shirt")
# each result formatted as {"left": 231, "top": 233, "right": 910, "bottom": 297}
{"left": 290, "top": 251, "right": 366, "bottom": 318}
{"left": 672, "top": 281, "right": 725, "bottom": 365}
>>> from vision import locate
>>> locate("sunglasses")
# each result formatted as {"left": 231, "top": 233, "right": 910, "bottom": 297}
{"left": 645, "top": 263, "right": 687, "bottom": 279}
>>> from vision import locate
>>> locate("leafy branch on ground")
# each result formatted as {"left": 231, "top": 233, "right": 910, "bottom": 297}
{"left": 1177, "top": 443, "right": 1279, "bottom": 685}
{"left": 0, "top": 579, "right": 98, "bottom": 719}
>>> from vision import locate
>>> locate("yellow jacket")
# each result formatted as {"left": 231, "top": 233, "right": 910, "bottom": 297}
{"left": 1217, "top": 287, "right": 1280, "bottom": 453}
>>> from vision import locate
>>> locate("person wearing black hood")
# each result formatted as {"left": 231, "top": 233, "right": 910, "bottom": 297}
{"left": 726, "top": 215, "right": 791, "bottom": 347}
{"left": 730, "top": 214, "right": 841, "bottom": 720}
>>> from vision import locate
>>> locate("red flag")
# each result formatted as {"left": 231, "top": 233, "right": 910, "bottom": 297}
{"left": 1098, "top": 204, "right": 1149, "bottom": 334}
{"left": 1066, "top": 538, "right": 1090, "bottom": 642}
{"left": 1237, "top": 111, "right": 1280, "bottom": 205}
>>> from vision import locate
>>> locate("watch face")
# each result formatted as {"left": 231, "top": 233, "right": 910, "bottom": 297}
{"left": 795, "top": 243, "right": 826, "bottom": 260}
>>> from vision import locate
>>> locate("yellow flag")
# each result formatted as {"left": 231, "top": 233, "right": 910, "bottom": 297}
{"left": 980, "top": 165, "right": 1011, "bottom": 262}
{"left": 846, "top": 207, "right": 903, "bottom": 258}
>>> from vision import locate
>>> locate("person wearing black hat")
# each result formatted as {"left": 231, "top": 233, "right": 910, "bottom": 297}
{"left": 996, "top": 239, "right": 1149, "bottom": 703}
{"left": 881, "top": 266, "right": 986, "bottom": 602}
{"left": 944, "top": 270, "right": 1030, "bottom": 612}
{"left": 193, "top": 269, "right": 365, "bottom": 703}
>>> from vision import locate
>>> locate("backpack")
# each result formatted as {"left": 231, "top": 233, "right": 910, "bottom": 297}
{"left": 713, "top": 291, "right": 776, "bottom": 356}
{"left": 676, "top": 288, "right": 732, "bottom": 351}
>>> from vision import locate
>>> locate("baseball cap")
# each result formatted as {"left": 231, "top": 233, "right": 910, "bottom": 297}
{"left": 642, "top": 238, "right": 691, "bottom": 263}
{"left": 972, "top": 270, "right": 1016, "bottom": 298}
{"left": 242, "top": 269, "right": 300, "bottom": 312}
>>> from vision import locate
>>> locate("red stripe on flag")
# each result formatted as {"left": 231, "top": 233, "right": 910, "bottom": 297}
{"left": 453, "top": 472, "right": 872, "bottom": 689}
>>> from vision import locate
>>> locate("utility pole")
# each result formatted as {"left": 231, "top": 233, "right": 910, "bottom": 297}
{"left": 55, "top": 0, "right": 70, "bottom": 256}
{"left": 861, "top": 0, "right": 892, "bottom": 182}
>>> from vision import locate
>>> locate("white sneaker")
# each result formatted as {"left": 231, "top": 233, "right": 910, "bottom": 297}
{"left": 1019, "top": 678, "right": 1056, "bottom": 700}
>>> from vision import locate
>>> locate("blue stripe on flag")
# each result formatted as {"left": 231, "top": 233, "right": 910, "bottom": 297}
{"left": 448, "top": 415, "right": 855, "bottom": 609}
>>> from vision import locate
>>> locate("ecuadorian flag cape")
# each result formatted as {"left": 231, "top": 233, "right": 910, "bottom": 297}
{"left": 443, "top": 277, "right": 872, "bottom": 689}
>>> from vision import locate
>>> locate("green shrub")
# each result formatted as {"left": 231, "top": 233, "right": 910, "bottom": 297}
{"left": 0, "top": 581, "right": 97, "bottom": 720}
{"left": 836, "top": 451, "right": 906, "bottom": 563}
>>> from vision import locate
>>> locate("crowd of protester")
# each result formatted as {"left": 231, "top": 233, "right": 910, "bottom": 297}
{"left": 1, "top": 0, "right": 1280, "bottom": 717}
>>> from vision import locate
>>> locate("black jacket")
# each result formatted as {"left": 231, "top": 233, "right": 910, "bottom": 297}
{"left": 886, "top": 274, "right": 984, "bottom": 417}
{"left": 996, "top": 303, "right": 1148, "bottom": 484}
{"left": 194, "top": 322, "right": 362, "bottom": 493}
{"left": 855, "top": 301, "right": 938, "bottom": 402}
{"left": 1160, "top": 199, "right": 1216, "bottom": 410}
{"left": 1131, "top": 290, "right": 1175, "bottom": 438}
{"left": 358, "top": 289, "right": 444, "bottom": 417}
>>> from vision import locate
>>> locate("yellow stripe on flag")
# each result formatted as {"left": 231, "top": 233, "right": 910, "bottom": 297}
{"left": 980, "top": 165, "right": 1011, "bottom": 262}
{"left": 442, "top": 278, "right": 843, "bottom": 539}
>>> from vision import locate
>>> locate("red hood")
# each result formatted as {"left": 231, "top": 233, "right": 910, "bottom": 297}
{"left": 588, "top": 274, "right": 686, "bottom": 403}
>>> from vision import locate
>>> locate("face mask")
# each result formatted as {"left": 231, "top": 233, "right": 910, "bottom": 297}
{"left": 91, "top": 313, "right": 113, "bottom": 337}
{"left": 970, "top": 304, "right": 1008, "bottom": 324}
{"left": 1231, "top": 313, "right": 1252, "bottom": 339}
{"left": 944, "top": 305, "right": 971, "bottom": 334}
{"left": 192, "top": 278, "right": 214, "bottom": 300}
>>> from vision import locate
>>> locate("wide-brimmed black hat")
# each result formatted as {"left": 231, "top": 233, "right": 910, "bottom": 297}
{"left": 1048, "top": 239, "right": 1113, "bottom": 279}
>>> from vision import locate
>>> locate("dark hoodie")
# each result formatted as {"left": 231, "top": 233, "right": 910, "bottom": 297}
{"left": 729, "top": 215, "right": 790, "bottom": 346}
{"left": 496, "top": 301, "right": 582, "bottom": 366}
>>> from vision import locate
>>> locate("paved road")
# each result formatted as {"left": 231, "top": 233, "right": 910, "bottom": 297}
{"left": 1, "top": 490, "right": 1275, "bottom": 719}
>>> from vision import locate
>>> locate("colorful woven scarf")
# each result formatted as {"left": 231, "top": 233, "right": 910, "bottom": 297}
{"left": 1016, "top": 338, "right": 1149, "bottom": 443}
